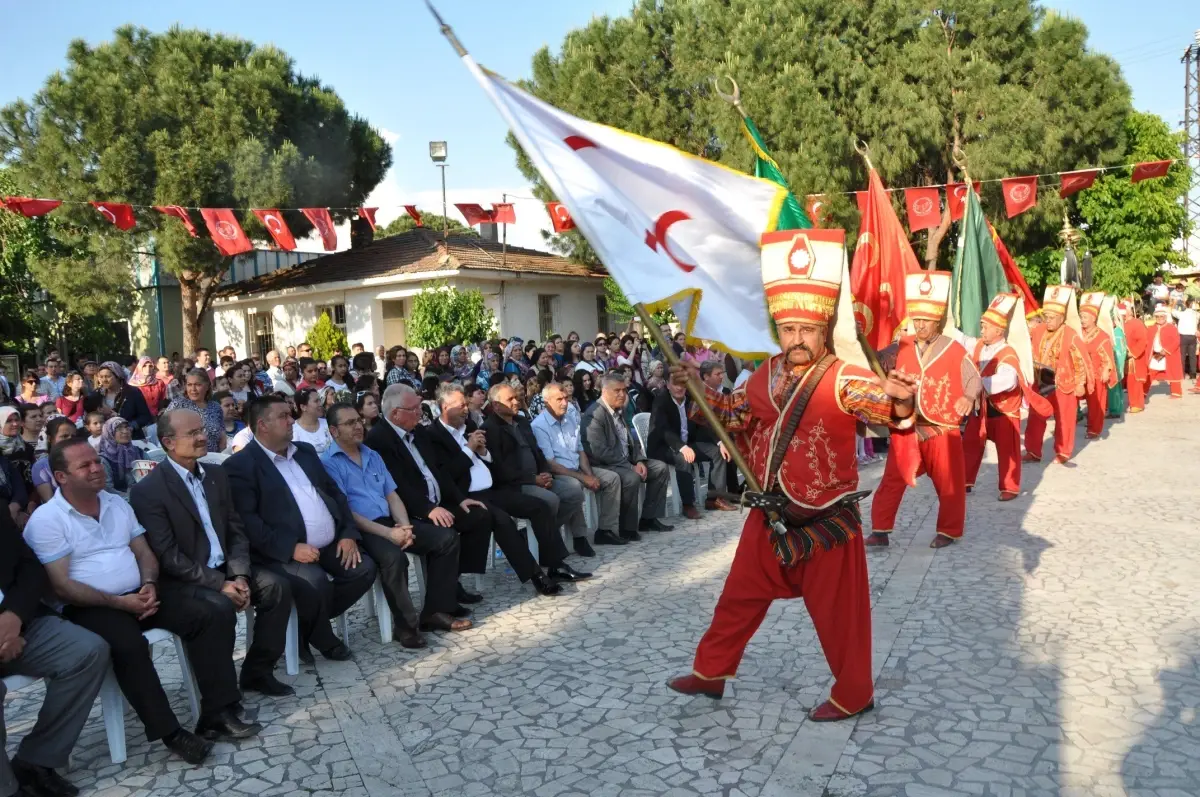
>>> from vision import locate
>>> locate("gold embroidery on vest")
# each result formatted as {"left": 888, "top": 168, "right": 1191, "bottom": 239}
{"left": 802, "top": 418, "right": 838, "bottom": 502}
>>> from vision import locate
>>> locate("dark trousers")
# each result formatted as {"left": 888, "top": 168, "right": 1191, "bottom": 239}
{"left": 1182, "top": 334, "right": 1197, "bottom": 379}
{"left": 666, "top": 447, "right": 712, "bottom": 506}
{"left": 64, "top": 582, "right": 242, "bottom": 741}
{"left": 236, "top": 567, "right": 291, "bottom": 681}
{"left": 476, "top": 487, "right": 568, "bottom": 568}
{"left": 365, "top": 518, "right": 459, "bottom": 630}
{"left": 451, "top": 498, "right": 539, "bottom": 582}
{"left": 262, "top": 542, "right": 376, "bottom": 653}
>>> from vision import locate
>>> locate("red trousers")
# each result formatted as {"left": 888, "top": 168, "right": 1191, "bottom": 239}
{"left": 692, "top": 512, "right": 873, "bottom": 714}
{"left": 1084, "top": 386, "right": 1108, "bottom": 438}
{"left": 1145, "top": 372, "right": 1183, "bottom": 398}
{"left": 1024, "top": 390, "right": 1078, "bottom": 462}
{"left": 1127, "top": 371, "right": 1145, "bottom": 411}
{"left": 871, "top": 429, "right": 966, "bottom": 539}
{"left": 964, "top": 413, "right": 1021, "bottom": 496}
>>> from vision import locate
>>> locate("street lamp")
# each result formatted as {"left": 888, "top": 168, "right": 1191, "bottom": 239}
{"left": 429, "top": 141, "right": 449, "bottom": 240}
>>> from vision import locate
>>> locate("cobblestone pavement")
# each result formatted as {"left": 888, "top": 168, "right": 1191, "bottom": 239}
{"left": 5, "top": 387, "right": 1199, "bottom": 796}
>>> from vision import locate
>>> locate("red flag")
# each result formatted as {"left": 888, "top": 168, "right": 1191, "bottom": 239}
{"left": 492, "top": 203, "right": 516, "bottom": 224}
{"left": 1131, "top": 160, "right": 1172, "bottom": 183}
{"left": 947, "top": 181, "right": 981, "bottom": 221}
{"left": 358, "top": 207, "right": 378, "bottom": 231}
{"left": 403, "top": 205, "right": 423, "bottom": 227}
{"left": 804, "top": 194, "right": 831, "bottom": 227}
{"left": 1058, "top": 169, "right": 1099, "bottom": 198}
{"left": 301, "top": 208, "right": 338, "bottom": 251}
{"left": 903, "top": 187, "right": 941, "bottom": 232}
{"left": 855, "top": 191, "right": 869, "bottom": 215}
{"left": 90, "top": 201, "right": 136, "bottom": 231}
{"left": 154, "top": 205, "right": 199, "bottom": 237}
{"left": 1001, "top": 176, "right": 1038, "bottom": 218}
{"left": 200, "top": 209, "right": 254, "bottom": 256}
{"left": 851, "top": 169, "right": 921, "bottom": 349}
{"left": 1, "top": 197, "right": 62, "bottom": 218}
{"left": 547, "top": 202, "right": 575, "bottom": 232}
{"left": 252, "top": 209, "right": 297, "bottom": 251}
{"left": 987, "top": 220, "right": 1039, "bottom": 313}
{"left": 455, "top": 203, "right": 495, "bottom": 226}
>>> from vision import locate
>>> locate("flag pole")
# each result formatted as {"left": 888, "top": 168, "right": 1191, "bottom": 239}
{"left": 850, "top": 138, "right": 891, "bottom": 382}
{"left": 632, "top": 303, "right": 763, "bottom": 495}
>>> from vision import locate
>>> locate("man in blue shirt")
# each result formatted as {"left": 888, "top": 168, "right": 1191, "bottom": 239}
{"left": 322, "top": 403, "right": 470, "bottom": 649}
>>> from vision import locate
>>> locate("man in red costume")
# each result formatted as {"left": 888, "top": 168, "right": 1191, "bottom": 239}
{"left": 867, "top": 271, "right": 980, "bottom": 549}
{"left": 1146, "top": 305, "right": 1184, "bottom": 399}
{"left": 1079, "top": 291, "right": 1117, "bottom": 438}
{"left": 1025, "top": 285, "right": 1091, "bottom": 464}
{"left": 1121, "top": 301, "right": 1149, "bottom": 413}
{"left": 666, "top": 229, "right": 919, "bottom": 722}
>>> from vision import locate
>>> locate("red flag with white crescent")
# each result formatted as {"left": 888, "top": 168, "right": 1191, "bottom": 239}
{"left": 358, "top": 207, "right": 378, "bottom": 231}
{"left": 851, "top": 168, "right": 920, "bottom": 349}
{"left": 1001, "top": 176, "right": 1038, "bottom": 218}
{"left": 404, "top": 205, "right": 423, "bottom": 227}
{"left": 1130, "top": 160, "right": 1172, "bottom": 183}
{"left": 252, "top": 209, "right": 297, "bottom": 251}
{"left": 854, "top": 191, "right": 869, "bottom": 216}
{"left": 90, "top": 201, "right": 136, "bottom": 231}
{"left": 946, "top": 181, "right": 981, "bottom": 221}
{"left": 903, "top": 187, "right": 941, "bottom": 232}
{"left": 492, "top": 203, "right": 516, "bottom": 224}
{"left": 455, "top": 203, "right": 495, "bottom": 226}
{"left": 1, "top": 197, "right": 62, "bottom": 218}
{"left": 200, "top": 209, "right": 254, "bottom": 256}
{"left": 154, "top": 205, "right": 199, "bottom": 237}
{"left": 301, "top": 208, "right": 338, "bottom": 251}
{"left": 546, "top": 202, "right": 575, "bottom": 232}
{"left": 804, "top": 194, "right": 830, "bottom": 227}
{"left": 1058, "top": 169, "right": 1099, "bottom": 198}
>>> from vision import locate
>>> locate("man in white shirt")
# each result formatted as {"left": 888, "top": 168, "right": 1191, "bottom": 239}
{"left": 23, "top": 438, "right": 256, "bottom": 766}
{"left": 264, "top": 349, "right": 285, "bottom": 384}
{"left": 1173, "top": 298, "right": 1198, "bottom": 381}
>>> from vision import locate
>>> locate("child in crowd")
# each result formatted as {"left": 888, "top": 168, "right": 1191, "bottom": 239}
{"left": 84, "top": 411, "right": 105, "bottom": 450}
{"left": 212, "top": 390, "right": 245, "bottom": 438}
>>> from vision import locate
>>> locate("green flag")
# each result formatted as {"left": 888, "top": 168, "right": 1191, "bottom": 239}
{"left": 739, "top": 116, "right": 811, "bottom": 231}
{"left": 949, "top": 186, "right": 1009, "bottom": 336}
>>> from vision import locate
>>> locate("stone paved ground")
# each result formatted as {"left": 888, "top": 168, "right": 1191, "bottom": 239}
{"left": 5, "top": 385, "right": 1200, "bottom": 796}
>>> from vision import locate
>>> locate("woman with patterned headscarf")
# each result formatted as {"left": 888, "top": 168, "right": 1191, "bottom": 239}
{"left": 95, "top": 360, "right": 153, "bottom": 438}
{"left": 128, "top": 356, "right": 169, "bottom": 417}
{"left": 98, "top": 416, "right": 140, "bottom": 495}
{"left": 451, "top": 345, "right": 474, "bottom": 382}
{"left": 502, "top": 340, "right": 530, "bottom": 380}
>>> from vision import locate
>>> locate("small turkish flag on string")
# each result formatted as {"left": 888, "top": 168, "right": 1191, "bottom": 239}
{"left": 154, "top": 205, "right": 199, "bottom": 237}
{"left": 2, "top": 197, "right": 62, "bottom": 218}
{"left": 947, "top": 181, "right": 982, "bottom": 221}
{"left": 804, "top": 194, "right": 831, "bottom": 227}
{"left": 904, "top": 187, "right": 941, "bottom": 232}
{"left": 301, "top": 208, "right": 338, "bottom": 251}
{"left": 855, "top": 191, "right": 869, "bottom": 216}
{"left": 546, "top": 202, "right": 575, "bottom": 232}
{"left": 358, "top": 207, "right": 378, "bottom": 231}
{"left": 91, "top": 201, "right": 136, "bottom": 231}
{"left": 1001, "top": 176, "right": 1038, "bottom": 218}
{"left": 492, "top": 203, "right": 516, "bottom": 224}
{"left": 253, "top": 209, "right": 297, "bottom": 251}
{"left": 1131, "top": 160, "right": 1172, "bottom": 183}
{"left": 404, "top": 205, "right": 423, "bottom": 227}
{"left": 200, "top": 209, "right": 254, "bottom": 256}
{"left": 1058, "top": 169, "right": 1099, "bottom": 198}
{"left": 455, "top": 203, "right": 495, "bottom": 226}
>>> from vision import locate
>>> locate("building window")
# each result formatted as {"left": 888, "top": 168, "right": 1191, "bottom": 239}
{"left": 317, "top": 303, "right": 346, "bottom": 329}
{"left": 246, "top": 310, "right": 275, "bottom": 361}
{"left": 596, "top": 295, "right": 610, "bottom": 335}
{"left": 538, "top": 294, "right": 559, "bottom": 341}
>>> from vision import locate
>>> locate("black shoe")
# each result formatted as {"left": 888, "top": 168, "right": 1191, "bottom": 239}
{"left": 195, "top": 708, "right": 263, "bottom": 741}
{"left": 456, "top": 583, "right": 484, "bottom": 604}
{"left": 162, "top": 728, "right": 215, "bottom": 765}
{"left": 619, "top": 529, "right": 642, "bottom": 542}
{"left": 297, "top": 644, "right": 315, "bottom": 666}
{"left": 12, "top": 759, "right": 79, "bottom": 797}
{"left": 450, "top": 605, "right": 473, "bottom": 618}
{"left": 531, "top": 571, "right": 562, "bottom": 596}
{"left": 320, "top": 642, "right": 353, "bottom": 661}
{"left": 396, "top": 628, "right": 428, "bottom": 649}
{"left": 593, "top": 529, "right": 627, "bottom": 546}
{"left": 548, "top": 563, "right": 593, "bottom": 582}
{"left": 240, "top": 673, "right": 295, "bottom": 697}
{"left": 639, "top": 518, "right": 675, "bottom": 532}
{"left": 573, "top": 536, "right": 596, "bottom": 557}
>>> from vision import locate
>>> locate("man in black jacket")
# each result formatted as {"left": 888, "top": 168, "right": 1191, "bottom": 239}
{"left": 131, "top": 408, "right": 294, "bottom": 696}
{"left": 225, "top": 396, "right": 376, "bottom": 663}
{"left": 0, "top": 508, "right": 109, "bottom": 797}
{"left": 647, "top": 381, "right": 712, "bottom": 520}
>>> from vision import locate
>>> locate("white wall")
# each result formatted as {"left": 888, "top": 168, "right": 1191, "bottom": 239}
{"left": 456, "top": 276, "right": 606, "bottom": 342}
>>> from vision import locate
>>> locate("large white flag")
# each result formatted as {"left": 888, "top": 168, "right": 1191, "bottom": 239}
{"left": 462, "top": 59, "right": 786, "bottom": 357}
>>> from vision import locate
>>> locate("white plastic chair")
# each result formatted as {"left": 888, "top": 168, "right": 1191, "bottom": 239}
{"left": 244, "top": 597, "right": 349, "bottom": 677}
{"left": 100, "top": 629, "right": 198, "bottom": 764}
{"left": 362, "top": 553, "right": 426, "bottom": 645}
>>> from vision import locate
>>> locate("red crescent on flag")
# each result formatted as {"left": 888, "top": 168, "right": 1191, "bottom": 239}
{"left": 565, "top": 135, "right": 597, "bottom": 151}
{"left": 644, "top": 210, "right": 696, "bottom": 273}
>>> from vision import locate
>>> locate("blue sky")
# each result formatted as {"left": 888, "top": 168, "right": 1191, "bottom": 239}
{"left": 1, "top": 0, "right": 1196, "bottom": 251}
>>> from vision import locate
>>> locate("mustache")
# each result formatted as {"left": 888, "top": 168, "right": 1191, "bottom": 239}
{"left": 785, "top": 343, "right": 814, "bottom": 359}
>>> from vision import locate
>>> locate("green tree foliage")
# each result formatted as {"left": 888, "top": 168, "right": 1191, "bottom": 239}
{"left": 511, "top": 1, "right": 1131, "bottom": 269}
{"left": 603, "top": 276, "right": 674, "bottom": 328}
{"left": 0, "top": 25, "right": 392, "bottom": 354}
{"left": 407, "top": 281, "right": 497, "bottom": 349}
{"left": 376, "top": 212, "right": 475, "bottom": 239}
{"left": 305, "top": 311, "right": 349, "bottom": 362}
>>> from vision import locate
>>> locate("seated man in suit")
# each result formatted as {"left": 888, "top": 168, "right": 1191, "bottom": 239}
{"left": 581, "top": 373, "right": 672, "bottom": 542}
{"left": 225, "top": 395, "right": 376, "bottom": 664}
{"left": 322, "top": 402, "right": 470, "bottom": 649}
{"left": 24, "top": 438, "right": 257, "bottom": 766}
{"left": 647, "top": 379, "right": 712, "bottom": 520}
{"left": 482, "top": 384, "right": 590, "bottom": 582}
{"left": 365, "top": 384, "right": 561, "bottom": 598}
{"left": 130, "top": 408, "right": 294, "bottom": 697}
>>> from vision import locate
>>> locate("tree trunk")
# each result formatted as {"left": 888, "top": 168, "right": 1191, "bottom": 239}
{"left": 179, "top": 271, "right": 223, "bottom": 357}
{"left": 924, "top": 208, "right": 953, "bottom": 270}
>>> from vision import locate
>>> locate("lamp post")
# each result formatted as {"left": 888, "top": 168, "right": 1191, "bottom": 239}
{"left": 429, "top": 140, "right": 448, "bottom": 240}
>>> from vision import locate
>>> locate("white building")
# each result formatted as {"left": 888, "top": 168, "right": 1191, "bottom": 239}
{"left": 210, "top": 228, "right": 609, "bottom": 358}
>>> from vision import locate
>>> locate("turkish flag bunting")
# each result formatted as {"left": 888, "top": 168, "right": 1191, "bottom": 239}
{"left": 404, "top": 205, "right": 423, "bottom": 227}
{"left": 301, "top": 208, "right": 338, "bottom": 251}
{"left": 455, "top": 203, "right": 495, "bottom": 226}
{"left": 852, "top": 169, "right": 921, "bottom": 349}
{"left": 804, "top": 194, "right": 831, "bottom": 228}
{"left": 903, "top": 187, "right": 941, "bottom": 232}
{"left": 492, "top": 203, "right": 516, "bottom": 224}
{"left": 252, "top": 209, "right": 297, "bottom": 251}
{"left": 855, "top": 191, "right": 869, "bottom": 216}
{"left": 358, "top": 207, "right": 378, "bottom": 231}
{"left": 154, "top": 205, "right": 199, "bottom": 237}
{"left": 90, "top": 201, "right": 136, "bottom": 231}
{"left": 1131, "top": 160, "right": 1172, "bottom": 183}
{"left": 200, "top": 209, "right": 254, "bottom": 256}
{"left": 1001, "top": 176, "right": 1038, "bottom": 218}
{"left": 546, "top": 202, "right": 575, "bottom": 232}
{"left": 1058, "top": 169, "right": 1099, "bottom": 198}
{"left": 2, "top": 197, "right": 62, "bottom": 218}
{"left": 947, "top": 181, "right": 982, "bottom": 221}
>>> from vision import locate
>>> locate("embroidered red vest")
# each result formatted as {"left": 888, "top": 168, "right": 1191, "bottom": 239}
{"left": 1032, "top": 324, "right": 1086, "bottom": 394}
{"left": 1081, "top": 328, "right": 1117, "bottom": 389}
{"left": 971, "top": 341, "right": 1023, "bottom": 418}
{"left": 893, "top": 335, "right": 968, "bottom": 427}
{"left": 743, "top": 355, "right": 863, "bottom": 511}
